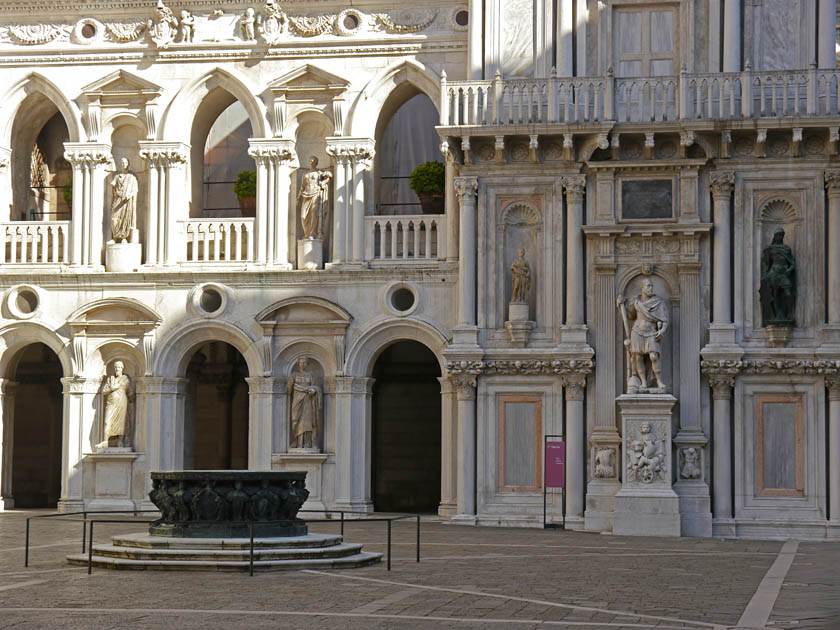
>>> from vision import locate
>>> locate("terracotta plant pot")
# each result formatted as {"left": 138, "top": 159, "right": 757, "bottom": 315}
{"left": 238, "top": 196, "right": 256, "bottom": 217}
{"left": 416, "top": 192, "right": 444, "bottom": 214}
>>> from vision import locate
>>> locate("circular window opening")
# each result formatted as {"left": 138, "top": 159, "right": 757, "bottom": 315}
{"left": 81, "top": 23, "right": 96, "bottom": 39}
{"left": 455, "top": 10, "right": 469, "bottom": 26}
{"left": 199, "top": 288, "right": 223, "bottom": 314}
{"left": 343, "top": 14, "right": 359, "bottom": 30}
{"left": 14, "top": 289, "right": 38, "bottom": 315}
{"left": 391, "top": 288, "right": 416, "bottom": 312}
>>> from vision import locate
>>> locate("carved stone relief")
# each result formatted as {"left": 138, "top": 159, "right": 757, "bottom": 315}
{"left": 679, "top": 447, "right": 702, "bottom": 480}
{"left": 593, "top": 447, "right": 616, "bottom": 479}
{"left": 625, "top": 420, "right": 667, "bottom": 485}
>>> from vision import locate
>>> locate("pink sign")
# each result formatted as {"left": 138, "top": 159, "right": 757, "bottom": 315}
{"left": 545, "top": 441, "right": 565, "bottom": 488}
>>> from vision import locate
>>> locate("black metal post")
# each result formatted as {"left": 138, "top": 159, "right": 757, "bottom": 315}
{"left": 24, "top": 518, "right": 30, "bottom": 567}
{"left": 249, "top": 522, "right": 254, "bottom": 577}
{"left": 387, "top": 519, "right": 392, "bottom": 571}
{"left": 416, "top": 515, "right": 420, "bottom": 563}
{"left": 87, "top": 521, "right": 94, "bottom": 575}
{"left": 81, "top": 519, "right": 87, "bottom": 553}
{"left": 340, "top": 511, "right": 344, "bottom": 537}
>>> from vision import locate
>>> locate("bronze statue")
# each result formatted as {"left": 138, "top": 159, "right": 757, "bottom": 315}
{"left": 759, "top": 228, "right": 796, "bottom": 326}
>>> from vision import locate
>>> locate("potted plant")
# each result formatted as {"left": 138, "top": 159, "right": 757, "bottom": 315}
{"left": 233, "top": 170, "right": 257, "bottom": 217}
{"left": 409, "top": 161, "right": 445, "bottom": 214}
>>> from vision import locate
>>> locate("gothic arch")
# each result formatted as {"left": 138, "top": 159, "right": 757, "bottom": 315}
{"left": 344, "top": 318, "right": 448, "bottom": 377}
{"left": 346, "top": 59, "right": 441, "bottom": 138}
{"left": 0, "top": 72, "right": 84, "bottom": 145}
{"left": 154, "top": 319, "right": 264, "bottom": 378}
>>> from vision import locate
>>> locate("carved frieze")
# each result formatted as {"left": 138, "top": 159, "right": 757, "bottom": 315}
{"left": 446, "top": 359, "right": 594, "bottom": 377}
{"left": 702, "top": 358, "right": 840, "bottom": 378}
{"left": 4, "top": 23, "right": 71, "bottom": 44}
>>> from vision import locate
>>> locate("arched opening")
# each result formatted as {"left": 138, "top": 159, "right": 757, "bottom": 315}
{"left": 191, "top": 94, "right": 254, "bottom": 218}
{"left": 183, "top": 341, "right": 249, "bottom": 469}
{"left": 371, "top": 340, "right": 441, "bottom": 512}
{"left": 374, "top": 90, "right": 440, "bottom": 216}
{"left": 10, "top": 96, "right": 71, "bottom": 222}
{"left": 8, "top": 343, "right": 63, "bottom": 508}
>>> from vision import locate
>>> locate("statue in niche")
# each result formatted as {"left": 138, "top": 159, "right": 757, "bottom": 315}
{"left": 179, "top": 10, "right": 195, "bottom": 42}
{"left": 287, "top": 357, "right": 321, "bottom": 450}
{"left": 680, "top": 447, "right": 702, "bottom": 480}
{"left": 627, "top": 423, "right": 665, "bottom": 484}
{"left": 148, "top": 0, "right": 179, "bottom": 48}
{"left": 259, "top": 0, "right": 287, "bottom": 43}
{"left": 510, "top": 248, "right": 530, "bottom": 303}
{"left": 617, "top": 277, "right": 669, "bottom": 393}
{"left": 96, "top": 360, "right": 134, "bottom": 449}
{"left": 298, "top": 157, "right": 332, "bottom": 239}
{"left": 109, "top": 158, "right": 139, "bottom": 243}
{"left": 241, "top": 8, "right": 256, "bottom": 40}
{"left": 759, "top": 228, "right": 796, "bottom": 326}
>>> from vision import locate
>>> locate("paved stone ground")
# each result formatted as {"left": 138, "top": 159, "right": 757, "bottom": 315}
{"left": 0, "top": 511, "right": 838, "bottom": 629}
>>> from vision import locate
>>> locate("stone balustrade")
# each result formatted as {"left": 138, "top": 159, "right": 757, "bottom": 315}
{"left": 365, "top": 214, "right": 445, "bottom": 263}
{"left": 182, "top": 218, "right": 254, "bottom": 263}
{"left": 0, "top": 221, "right": 69, "bottom": 264}
{"left": 441, "top": 66, "right": 840, "bottom": 127}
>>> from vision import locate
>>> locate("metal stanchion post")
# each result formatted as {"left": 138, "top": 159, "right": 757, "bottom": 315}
{"left": 249, "top": 522, "right": 254, "bottom": 577}
{"left": 416, "top": 515, "right": 420, "bottom": 563}
{"left": 24, "top": 518, "right": 30, "bottom": 567}
{"left": 82, "top": 520, "right": 87, "bottom": 553}
{"left": 87, "top": 521, "right": 94, "bottom": 575}
{"left": 387, "top": 520, "right": 392, "bottom": 571}
{"left": 340, "top": 511, "right": 344, "bottom": 537}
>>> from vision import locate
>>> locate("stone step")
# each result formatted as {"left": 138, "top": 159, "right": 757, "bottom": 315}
{"left": 81, "top": 542, "right": 366, "bottom": 562}
{"left": 110, "top": 532, "right": 344, "bottom": 550}
{"left": 66, "top": 551, "right": 382, "bottom": 572}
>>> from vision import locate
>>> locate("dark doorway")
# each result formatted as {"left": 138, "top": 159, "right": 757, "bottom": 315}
{"left": 184, "top": 342, "right": 249, "bottom": 470}
{"left": 11, "top": 343, "right": 63, "bottom": 508}
{"left": 372, "top": 341, "right": 441, "bottom": 512}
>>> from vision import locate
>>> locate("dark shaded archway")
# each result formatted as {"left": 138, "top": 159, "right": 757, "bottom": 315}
{"left": 10, "top": 343, "right": 63, "bottom": 508}
{"left": 371, "top": 340, "right": 441, "bottom": 512}
{"left": 184, "top": 341, "right": 249, "bottom": 470}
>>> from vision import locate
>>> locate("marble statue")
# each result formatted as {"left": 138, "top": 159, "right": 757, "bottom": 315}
{"left": 241, "top": 8, "right": 256, "bottom": 40}
{"left": 148, "top": 0, "right": 178, "bottom": 48}
{"left": 680, "top": 447, "right": 701, "bottom": 480}
{"left": 617, "top": 278, "right": 669, "bottom": 393}
{"left": 298, "top": 157, "right": 332, "bottom": 239}
{"left": 110, "top": 158, "right": 139, "bottom": 243}
{"left": 96, "top": 360, "right": 133, "bottom": 448}
{"left": 510, "top": 248, "right": 530, "bottom": 303}
{"left": 287, "top": 357, "right": 321, "bottom": 450}
{"left": 759, "top": 227, "right": 796, "bottom": 325}
{"left": 627, "top": 422, "right": 665, "bottom": 484}
{"left": 180, "top": 10, "right": 195, "bottom": 42}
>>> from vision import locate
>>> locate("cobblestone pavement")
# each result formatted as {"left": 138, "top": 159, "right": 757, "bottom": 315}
{"left": 0, "top": 511, "right": 838, "bottom": 629}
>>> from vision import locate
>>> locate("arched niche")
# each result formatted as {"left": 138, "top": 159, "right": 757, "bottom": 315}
{"left": 292, "top": 110, "right": 332, "bottom": 250}
{"left": 498, "top": 201, "right": 542, "bottom": 323}
{"left": 107, "top": 119, "right": 147, "bottom": 244}
{"left": 85, "top": 340, "right": 143, "bottom": 451}
{"left": 279, "top": 346, "right": 327, "bottom": 452}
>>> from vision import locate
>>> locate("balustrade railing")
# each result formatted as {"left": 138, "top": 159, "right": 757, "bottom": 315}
{"left": 0, "top": 221, "right": 69, "bottom": 264}
{"left": 365, "top": 215, "right": 444, "bottom": 262}
{"left": 441, "top": 66, "right": 840, "bottom": 126}
{"left": 182, "top": 219, "right": 253, "bottom": 263}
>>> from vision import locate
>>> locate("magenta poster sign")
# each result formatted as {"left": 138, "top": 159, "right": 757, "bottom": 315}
{"left": 545, "top": 441, "right": 565, "bottom": 488}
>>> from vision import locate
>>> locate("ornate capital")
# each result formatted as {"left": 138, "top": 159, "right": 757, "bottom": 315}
{"left": 708, "top": 373, "right": 735, "bottom": 399}
{"left": 562, "top": 175, "right": 586, "bottom": 201}
{"left": 827, "top": 375, "right": 840, "bottom": 401}
{"left": 63, "top": 143, "right": 110, "bottom": 168}
{"left": 826, "top": 170, "right": 840, "bottom": 196}
{"left": 248, "top": 139, "right": 295, "bottom": 165}
{"left": 562, "top": 373, "right": 587, "bottom": 400}
{"left": 452, "top": 374, "right": 477, "bottom": 400}
{"left": 326, "top": 138, "right": 375, "bottom": 166}
{"left": 453, "top": 176, "right": 478, "bottom": 205}
{"left": 139, "top": 142, "right": 189, "bottom": 167}
{"left": 701, "top": 359, "right": 742, "bottom": 399}
{"left": 709, "top": 171, "right": 735, "bottom": 198}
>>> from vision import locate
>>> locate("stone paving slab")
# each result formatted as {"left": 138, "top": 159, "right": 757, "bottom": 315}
{"left": 1, "top": 511, "right": 838, "bottom": 629}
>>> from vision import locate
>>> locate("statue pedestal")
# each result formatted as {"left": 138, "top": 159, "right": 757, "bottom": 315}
{"left": 508, "top": 302, "right": 529, "bottom": 321}
{"left": 105, "top": 241, "right": 142, "bottom": 272}
{"left": 272, "top": 451, "right": 328, "bottom": 513}
{"left": 613, "top": 394, "right": 680, "bottom": 537}
{"left": 82, "top": 450, "right": 139, "bottom": 512}
{"left": 298, "top": 238, "right": 323, "bottom": 270}
{"left": 505, "top": 302, "right": 533, "bottom": 347}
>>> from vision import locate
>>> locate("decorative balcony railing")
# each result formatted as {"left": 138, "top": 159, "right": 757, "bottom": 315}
{"left": 0, "top": 221, "right": 69, "bottom": 264}
{"left": 365, "top": 215, "right": 444, "bottom": 263}
{"left": 440, "top": 66, "right": 840, "bottom": 126}
{"left": 182, "top": 218, "right": 254, "bottom": 263}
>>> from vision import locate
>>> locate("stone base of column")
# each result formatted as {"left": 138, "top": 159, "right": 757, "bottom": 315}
{"left": 57, "top": 499, "right": 85, "bottom": 513}
{"left": 559, "top": 324, "right": 589, "bottom": 345}
{"left": 105, "top": 241, "right": 142, "bottom": 272}
{"left": 712, "top": 517, "right": 737, "bottom": 538}
{"left": 827, "top": 521, "right": 840, "bottom": 540}
{"left": 333, "top": 500, "right": 373, "bottom": 513}
{"left": 584, "top": 479, "right": 621, "bottom": 532}
{"left": 505, "top": 320, "right": 534, "bottom": 347}
{"left": 706, "top": 323, "right": 738, "bottom": 347}
{"left": 613, "top": 394, "right": 681, "bottom": 537}
{"left": 674, "top": 481, "right": 712, "bottom": 537}
{"left": 450, "top": 326, "right": 480, "bottom": 347}
{"left": 438, "top": 501, "right": 458, "bottom": 517}
{"left": 564, "top": 515, "right": 585, "bottom": 531}
{"left": 450, "top": 514, "right": 478, "bottom": 525}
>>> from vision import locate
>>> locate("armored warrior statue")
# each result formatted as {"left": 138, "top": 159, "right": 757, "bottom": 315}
{"left": 759, "top": 228, "right": 796, "bottom": 326}
{"left": 617, "top": 278, "right": 669, "bottom": 393}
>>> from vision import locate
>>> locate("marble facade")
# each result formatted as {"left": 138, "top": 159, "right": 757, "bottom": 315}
{"left": 0, "top": 0, "right": 837, "bottom": 540}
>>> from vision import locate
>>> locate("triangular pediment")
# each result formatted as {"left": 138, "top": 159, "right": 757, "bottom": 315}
{"left": 81, "top": 70, "right": 162, "bottom": 98}
{"left": 268, "top": 65, "right": 350, "bottom": 94}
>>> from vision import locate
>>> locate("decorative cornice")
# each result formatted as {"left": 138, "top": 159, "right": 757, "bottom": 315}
{"left": 702, "top": 358, "right": 840, "bottom": 378}
{"left": 446, "top": 359, "right": 593, "bottom": 377}
{"left": 63, "top": 144, "right": 111, "bottom": 167}
{"left": 248, "top": 138, "right": 295, "bottom": 163}
{"left": 325, "top": 138, "right": 375, "bottom": 165}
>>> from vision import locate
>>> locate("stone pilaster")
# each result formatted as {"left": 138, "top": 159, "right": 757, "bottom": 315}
{"left": 0, "top": 379, "right": 18, "bottom": 509}
{"left": 454, "top": 176, "right": 478, "bottom": 334}
{"left": 561, "top": 371, "right": 587, "bottom": 529}
{"left": 63, "top": 143, "right": 111, "bottom": 268}
{"left": 138, "top": 377, "right": 188, "bottom": 496}
{"left": 59, "top": 376, "right": 101, "bottom": 512}
{"left": 563, "top": 175, "right": 587, "bottom": 344}
{"left": 827, "top": 376, "right": 840, "bottom": 527}
{"left": 333, "top": 376, "right": 374, "bottom": 512}
{"left": 248, "top": 139, "right": 295, "bottom": 268}
{"left": 0, "top": 147, "right": 10, "bottom": 222}
{"left": 722, "top": 0, "right": 740, "bottom": 72}
{"left": 245, "top": 376, "right": 280, "bottom": 471}
{"left": 452, "top": 373, "right": 477, "bottom": 523}
{"left": 139, "top": 142, "right": 188, "bottom": 265}
{"left": 438, "top": 376, "right": 458, "bottom": 517}
{"left": 441, "top": 140, "right": 460, "bottom": 262}
{"left": 826, "top": 172, "right": 840, "bottom": 324}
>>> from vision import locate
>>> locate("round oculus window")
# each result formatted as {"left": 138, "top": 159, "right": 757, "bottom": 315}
{"left": 390, "top": 288, "right": 416, "bottom": 312}
{"left": 199, "top": 287, "right": 223, "bottom": 314}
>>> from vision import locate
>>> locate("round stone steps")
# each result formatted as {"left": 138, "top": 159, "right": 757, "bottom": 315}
{"left": 67, "top": 552, "right": 382, "bottom": 571}
{"left": 110, "top": 532, "right": 344, "bottom": 550}
{"left": 78, "top": 541, "right": 365, "bottom": 562}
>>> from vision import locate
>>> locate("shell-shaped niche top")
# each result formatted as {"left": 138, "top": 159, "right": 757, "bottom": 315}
{"left": 501, "top": 201, "right": 541, "bottom": 228}
{"left": 759, "top": 198, "right": 798, "bottom": 224}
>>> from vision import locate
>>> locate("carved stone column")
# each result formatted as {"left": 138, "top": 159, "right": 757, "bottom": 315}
{"left": 351, "top": 142, "right": 375, "bottom": 264}
{"left": 326, "top": 139, "right": 374, "bottom": 268}
{"left": 139, "top": 142, "right": 189, "bottom": 265}
{"left": 452, "top": 374, "right": 477, "bottom": 522}
{"left": 826, "top": 172, "right": 840, "bottom": 324}
{"left": 704, "top": 365, "right": 737, "bottom": 533}
{"left": 333, "top": 376, "right": 374, "bottom": 512}
{"left": 438, "top": 376, "right": 458, "bottom": 516}
{"left": 454, "top": 177, "right": 478, "bottom": 329}
{"left": 139, "top": 377, "right": 187, "bottom": 498}
{"left": 64, "top": 143, "right": 110, "bottom": 268}
{"left": 563, "top": 175, "right": 587, "bottom": 342}
{"left": 248, "top": 139, "right": 295, "bottom": 268}
{"left": 710, "top": 172, "right": 735, "bottom": 336}
{"left": 0, "top": 379, "right": 18, "bottom": 509}
{"left": 827, "top": 377, "right": 840, "bottom": 527}
{"left": 562, "top": 372, "right": 586, "bottom": 528}
{"left": 59, "top": 377, "right": 101, "bottom": 511}
{"left": 0, "top": 147, "right": 10, "bottom": 222}
{"left": 246, "top": 376, "right": 278, "bottom": 471}
{"left": 441, "top": 140, "right": 459, "bottom": 262}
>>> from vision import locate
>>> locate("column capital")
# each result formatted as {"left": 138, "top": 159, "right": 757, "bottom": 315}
{"left": 452, "top": 374, "right": 477, "bottom": 400}
{"left": 334, "top": 376, "right": 375, "bottom": 394}
{"left": 245, "top": 376, "right": 283, "bottom": 394}
{"left": 826, "top": 170, "right": 840, "bottom": 195}
{"left": 562, "top": 373, "right": 587, "bottom": 400}
{"left": 248, "top": 138, "right": 295, "bottom": 164}
{"left": 326, "top": 137, "right": 375, "bottom": 166}
{"left": 562, "top": 174, "right": 586, "bottom": 201}
{"left": 827, "top": 375, "right": 840, "bottom": 400}
{"left": 139, "top": 141, "right": 189, "bottom": 167}
{"left": 701, "top": 359, "right": 741, "bottom": 399}
{"left": 708, "top": 374, "right": 735, "bottom": 399}
{"left": 63, "top": 142, "right": 111, "bottom": 168}
{"left": 709, "top": 171, "right": 735, "bottom": 198}
{"left": 454, "top": 176, "right": 478, "bottom": 205}
{"left": 60, "top": 376, "right": 102, "bottom": 394}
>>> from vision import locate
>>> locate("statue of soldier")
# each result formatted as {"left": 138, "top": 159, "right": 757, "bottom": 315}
{"left": 759, "top": 228, "right": 796, "bottom": 326}
{"left": 617, "top": 278, "right": 669, "bottom": 393}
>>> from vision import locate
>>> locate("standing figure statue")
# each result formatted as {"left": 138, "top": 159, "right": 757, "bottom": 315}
{"left": 510, "top": 248, "right": 530, "bottom": 303}
{"left": 759, "top": 228, "right": 796, "bottom": 326}
{"left": 110, "top": 158, "right": 139, "bottom": 243}
{"left": 241, "top": 8, "right": 256, "bottom": 40}
{"left": 287, "top": 357, "right": 321, "bottom": 450}
{"left": 617, "top": 277, "right": 669, "bottom": 393}
{"left": 97, "top": 360, "right": 133, "bottom": 448}
{"left": 180, "top": 10, "right": 195, "bottom": 42}
{"left": 298, "top": 157, "right": 332, "bottom": 239}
